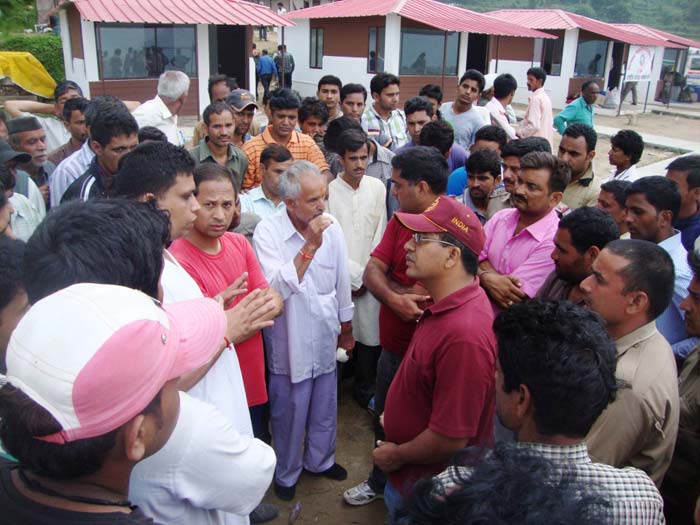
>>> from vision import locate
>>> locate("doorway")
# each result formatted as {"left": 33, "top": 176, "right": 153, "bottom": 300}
{"left": 466, "top": 33, "right": 488, "bottom": 73}
{"left": 608, "top": 42, "right": 625, "bottom": 90}
{"left": 214, "top": 25, "right": 248, "bottom": 88}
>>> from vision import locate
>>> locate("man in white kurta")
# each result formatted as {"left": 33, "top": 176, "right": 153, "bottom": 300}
{"left": 327, "top": 129, "right": 387, "bottom": 406}
{"left": 254, "top": 160, "right": 354, "bottom": 498}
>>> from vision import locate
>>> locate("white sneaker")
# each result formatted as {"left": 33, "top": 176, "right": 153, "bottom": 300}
{"left": 343, "top": 480, "right": 383, "bottom": 506}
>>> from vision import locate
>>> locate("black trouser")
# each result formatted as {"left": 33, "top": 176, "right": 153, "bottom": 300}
{"left": 367, "top": 349, "right": 403, "bottom": 493}
{"left": 260, "top": 74, "right": 272, "bottom": 99}
{"left": 352, "top": 342, "right": 381, "bottom": 408}
{"left": 278, "top": 73, "right": 293, "bottom": 89}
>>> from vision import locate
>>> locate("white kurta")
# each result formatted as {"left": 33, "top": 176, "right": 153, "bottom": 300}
{"left": 327, "top": 175, "right": 387, "bottom": 346}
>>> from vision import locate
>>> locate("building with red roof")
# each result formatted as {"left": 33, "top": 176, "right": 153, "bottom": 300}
{"left": 51, "top": 0, "right": 291, "bottom": 115}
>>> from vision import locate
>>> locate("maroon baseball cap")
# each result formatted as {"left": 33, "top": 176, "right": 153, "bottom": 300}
{"left": 394, "top": 196, "right": 486, "bottom": 256}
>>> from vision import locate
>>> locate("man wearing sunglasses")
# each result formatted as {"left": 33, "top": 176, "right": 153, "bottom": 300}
{"left": 372, "top": 195, "right": 496, "bottom": 524}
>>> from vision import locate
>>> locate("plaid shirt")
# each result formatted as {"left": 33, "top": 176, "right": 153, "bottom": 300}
{"left": 361, "top": 102, "right": 408, "bottom": 151}
{"left": 434, "top": 442, "right": 665, "bottom": 525}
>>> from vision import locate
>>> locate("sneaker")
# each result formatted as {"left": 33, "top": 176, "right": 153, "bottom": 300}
{"left": 274, "top": 482, "right": 296, "bottom": 501}
{"left": 250, "top": 503, "right": 279, "bottom": 523}
{"left": 343, "top": 480, "right": 383, "bottom": 506}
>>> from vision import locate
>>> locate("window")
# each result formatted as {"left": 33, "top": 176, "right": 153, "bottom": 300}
{"left": 310, "top": 27, "right": 324, "bottom": 69}
{"left": 399, "top": 28, "right": 458, "bottom": 76}
{"left": 96, "top": 23, "right": 196, "bottom": 79}
{"left": 574, "top": 39, "right": 608, "bottom": 77}
{"left": 542, "top": 36, "right": 564, "bottom": 76}
{"left": 660, "top": 48, "right": 681, "bottom": 79}
{"left": 368, "top": 27, "right": 385, "bottom": 73}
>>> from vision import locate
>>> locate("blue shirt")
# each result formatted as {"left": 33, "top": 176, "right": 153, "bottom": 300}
{"left": 675, "top": 212, "right": 700, "bottom": 253}
{"left": 553, "top": 96, "right": 593, "bottom": 134}
{"left": 657, "top": 231, "right": 699, "bottom": 359}
{"left": 256, "top": 55, "right": 278, "bottom": 76}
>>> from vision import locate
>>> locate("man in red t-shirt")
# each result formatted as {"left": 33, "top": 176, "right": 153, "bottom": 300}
{"left": 170, "top": 163, "right": 283, "bottom": 442}
{"left": 374, "top": 196, "right": 496, "bottom": 522}
{"left": 343, "top": 146, "right": 449, "bottom": 506}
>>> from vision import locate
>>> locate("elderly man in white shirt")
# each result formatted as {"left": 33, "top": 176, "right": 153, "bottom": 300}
{"left": 327, "top": 129, "right": 387, "bottom": 406}
{"left": 254, "top": 160, "right": 355, "bottom": 501}
{"left": 133, "top": 70, "right": 190, "bottom": 146}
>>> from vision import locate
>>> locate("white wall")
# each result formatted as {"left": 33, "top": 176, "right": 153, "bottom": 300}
{"left": 81, "top": 20, "right": 100, "bottom": 84}
{"left": 384, "top": 13, "right": 401, "bottom": 75}
{"left": 284, "top": 18, "right": 376, "bottom": 96}
{"left": 489, "top": 58, "right": 537, "bottom": 105}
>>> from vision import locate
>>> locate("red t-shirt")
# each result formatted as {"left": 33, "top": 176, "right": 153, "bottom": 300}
{"left": 370, "top": 216, "right": 417, "bottom": 357}
{"left": 170, "top": 233, "right": 268, "bottom": 407}
{"left": 383, "top": 281, "right": 497, "bottom": 496}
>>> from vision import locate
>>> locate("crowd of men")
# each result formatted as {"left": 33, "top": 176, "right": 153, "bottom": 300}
{"left": 0, "top": 61, "right": 700, "bottom": 525}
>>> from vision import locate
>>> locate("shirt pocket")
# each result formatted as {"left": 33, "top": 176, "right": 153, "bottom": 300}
{"left": 311, "top": 259, "right": 337, "bottom": 295}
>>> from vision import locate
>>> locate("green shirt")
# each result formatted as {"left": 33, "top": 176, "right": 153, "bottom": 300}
{"left": 553, "top": 96, "right": 594, "bottom": 134}
{"left": 189, "top": 140, "right": 248, "bottom": 192}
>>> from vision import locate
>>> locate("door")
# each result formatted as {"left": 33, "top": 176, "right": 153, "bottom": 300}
{"left": 215, "top": 25, "right": 248, "bottom": 88}
{"left": 466, "top": 33, "right": 488, "bottom": 73}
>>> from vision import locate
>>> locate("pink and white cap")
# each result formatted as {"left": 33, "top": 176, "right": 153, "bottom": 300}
{"left": 6, "top": 283, "right": 226, "bottom": 444}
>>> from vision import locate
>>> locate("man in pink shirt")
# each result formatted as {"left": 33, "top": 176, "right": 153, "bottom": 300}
{"left": 479, "top": 151, "right": 570, "bottom": 310}
{"left": 517, "top": 67, "right": 554, "bottom": 152}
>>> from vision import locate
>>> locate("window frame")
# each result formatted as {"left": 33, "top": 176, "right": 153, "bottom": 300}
{"left": 310, "top": 27, "right": 324, "bottom": 69}
{"left": 367, "top": 26, "right": 385, "bottom": 74}
{"left": 398, "top": 27, "right": 459, "bottom": 77}
{"left": 573, "top": 37, "right": 609, "bottom": 78}
{"left": 95, "top": 22, "right": 197, "bottom": 80}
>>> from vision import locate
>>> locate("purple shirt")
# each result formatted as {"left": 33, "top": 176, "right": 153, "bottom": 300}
{"left": 395, "top": 141, "right": 469, "bottom": 173}
{"left": 479, "top": 207, "right": 559, "bottom": 299}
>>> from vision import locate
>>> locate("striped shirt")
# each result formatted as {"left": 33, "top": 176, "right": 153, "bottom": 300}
{"left": 361, "top": 102, "right": 408, "bottom": 151}
{"left": 49, "top": 140, "right": 95, "bottom": 207}
{"left": 434, "top": 442, "right": 665, "bottom": 524}
{"left": 241, "top": 128, "right": 328, "bottom": 190}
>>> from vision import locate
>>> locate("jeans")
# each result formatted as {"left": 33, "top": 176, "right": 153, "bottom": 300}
{"left": 368, "top": 349, "right": 403, "bottom": 493}
{"left": 384, "top": 479, "right": 409, "bottom": 525}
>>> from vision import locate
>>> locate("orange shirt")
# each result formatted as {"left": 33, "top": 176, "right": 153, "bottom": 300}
{"left": 242, "top": 127, "right": 329, "bottom": 189}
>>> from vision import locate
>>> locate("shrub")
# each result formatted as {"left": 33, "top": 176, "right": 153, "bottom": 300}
{"left": 0, "top": 34, "right": 65, "bottom": 82}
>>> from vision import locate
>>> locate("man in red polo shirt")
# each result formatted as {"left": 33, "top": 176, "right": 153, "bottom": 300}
{"left": 344, "top": 146, "right": 448, "bottom": 506}
{"left": 373, "top": 196, "right": 496, "bottom": 523}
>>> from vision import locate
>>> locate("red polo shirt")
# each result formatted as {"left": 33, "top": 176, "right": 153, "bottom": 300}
{"left": 383, "top": 279, "right": 497, "bottom": 496}
{"left": 370, "top": 216, "right": 417, "bottom": 357}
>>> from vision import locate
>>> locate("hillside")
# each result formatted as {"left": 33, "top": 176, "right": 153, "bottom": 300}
{"left": 460, "top": 0, "right": 700, "bottom": 40}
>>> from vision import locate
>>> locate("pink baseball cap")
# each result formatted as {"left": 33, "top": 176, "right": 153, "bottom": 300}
{"left": 394, "top": 196, "right": 486, "bottom": 256}
{"left": 6, "top": 283, "right": 226, "bottom": 444}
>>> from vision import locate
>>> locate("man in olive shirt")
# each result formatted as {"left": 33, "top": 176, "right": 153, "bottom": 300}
{"left": 558, "top": 123, "right": 602, "bottom": 210}
{"left": 661, "top": 249, "right": 700, "bottom": 521}
{"left": 189, "top": 102, "right": 248, "bottom": 192}
{"left": 581, "top": 239, "right": 680, "bottom": 486}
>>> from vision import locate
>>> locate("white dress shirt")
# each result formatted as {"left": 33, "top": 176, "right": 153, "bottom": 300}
{"left": 327, "top": 175, "right": 386, "bottom": 346}
{"left": 486, "top": 98, "right": 517, "bottom": 140}
{"left": 133, "top": 96, "right": 184, "bottom": 146}
{"left": 253, "top": 211, "right": 354, "bottom": 382}
{"left": 130, "top": 392, "right": 276, "bottom": 525}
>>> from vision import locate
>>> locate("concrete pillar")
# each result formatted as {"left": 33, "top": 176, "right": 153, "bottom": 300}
{"left": 196, "top": 24, "right": 210, "bottom": 114}
{"left": 384, "top": 13, "right": 401, "bottom": 75}
{"left": 458, "top": 32, "right": 468, "bottom": 77}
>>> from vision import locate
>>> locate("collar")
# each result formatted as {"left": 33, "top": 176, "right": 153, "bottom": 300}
{"left": 515, "top": 442, "right": 590, "bottom": 464}
{"left": 423, "top": 279, "right": 483, "bottom": 317}
{"left": 489, "top": 98, "right": 507, "bottom": 113}
{"left": 369, "top": 102, "right": 397, "bottom": 122}
{"left": 576, "top": 96, "right": 593, "bottom": 111}
{"left": 573, "top": 164, "right": 595, "bottom": 186}
{"left": 658, "top": 230, "right": 683, "bottom": 251}
{"left": 462, "top": 189, "right": 488, "bottom": 223}
{"left": 515, "top": 207, "right": 559, "bottom": 242}
{"left": 279, "top": 209, "right": 304, "bottom": 242}
{"left": 532, "top": 87, "right": 546, "bottom": 97}
{"left": 249, "top": 185, "right": 280, "bottom": 204}
{"left": 262, "top": 126, "right": 299, "bottom": 146}
{"left": 615, "top": 321, "right": 658, "bottom": 358}
{"left": 197, "top": 139, "right": 238, "bottom": 162}
{"left": 154, "top": 96, "right": 174, "bottom": 120}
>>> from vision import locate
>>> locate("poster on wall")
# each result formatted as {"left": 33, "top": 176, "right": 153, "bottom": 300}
{"left": 626, "top": 46, "right": 654, "bottom": 82}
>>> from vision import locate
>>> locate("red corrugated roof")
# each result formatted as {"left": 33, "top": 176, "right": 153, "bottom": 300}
{"left": 285, "top": 0, "right": 555, "bottom": 39}
{"left": 58, "top": 0, "right": 292, "bottom": 26}
{"left": 613, "top": 23, "right": 700, "bottom": 49}
{"left": 489, "top": 9, "right": 676, "bottom": 47}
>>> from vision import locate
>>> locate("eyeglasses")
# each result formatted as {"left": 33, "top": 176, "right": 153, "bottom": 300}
{"left": 412, "top": 233, "right": 458, "bottom": 248}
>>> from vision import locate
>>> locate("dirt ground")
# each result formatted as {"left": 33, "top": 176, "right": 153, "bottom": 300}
{"left": 260, "top": 379, "right": 388, "bottom": 525}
